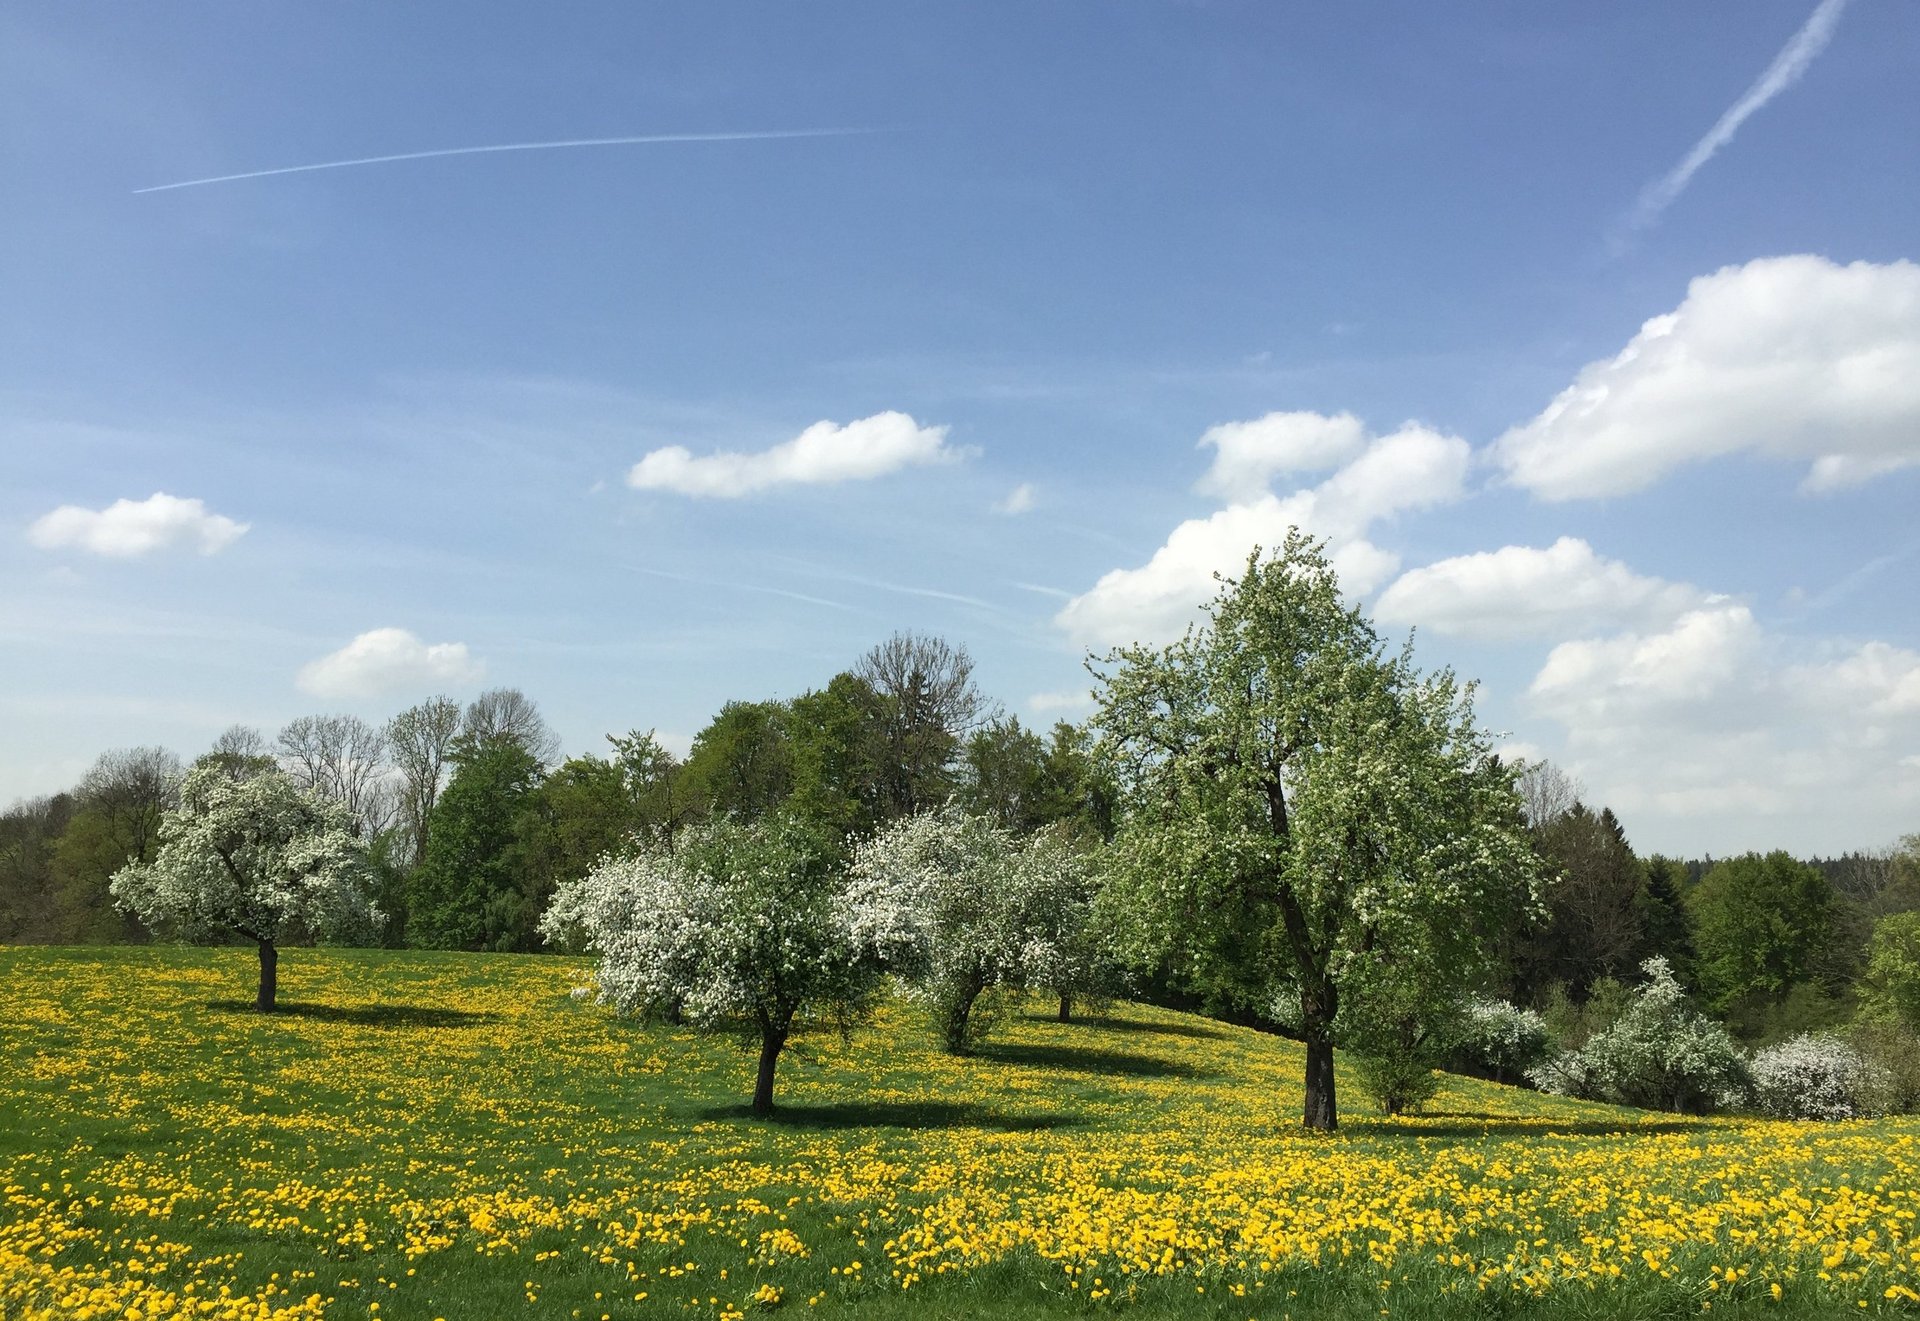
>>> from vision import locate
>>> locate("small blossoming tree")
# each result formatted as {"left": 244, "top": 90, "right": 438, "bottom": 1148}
{"left": 109, "top": 763, "right": 377, "bottom": 1012}
{"left": 842, "top": 810, "right": 1112, "bottom": 1052}
{"left": 542, "top": 815, "right": 880, "bottom": 1115}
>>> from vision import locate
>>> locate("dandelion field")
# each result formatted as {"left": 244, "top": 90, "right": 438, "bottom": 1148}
{"left": 3, "top": 947, "right": 1917, "bottom": 1321}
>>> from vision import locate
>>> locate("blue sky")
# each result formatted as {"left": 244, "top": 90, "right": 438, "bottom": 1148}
{"left": 4, "top": 2, "right": 1917, "bottom": 856}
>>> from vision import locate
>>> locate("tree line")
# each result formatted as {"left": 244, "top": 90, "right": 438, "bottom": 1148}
{"left": 5, "top": 535, "right": 1917, "bottom": 1129}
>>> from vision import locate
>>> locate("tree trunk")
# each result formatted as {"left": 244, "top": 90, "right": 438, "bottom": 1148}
{"left": 1057, "top": 991, "right": 1073, "bottom": 1023}
{"left": 1300, "top": 982, "right": 1338, "bottom": 1130}
{"left": 1303, "top": 1036, "right": 1337, "bottom": 1130}
{"left": 255, "top": 939, "right": 278, "bottom": 1013}
{"left": 751, "top": 1022, "right": 788, "bottom": 1116}
{"left": 941, "top": 979, "right": 985, "bottom": 1054}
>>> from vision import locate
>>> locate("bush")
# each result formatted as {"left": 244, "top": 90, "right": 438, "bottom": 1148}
{"left": 1354, "top": 1049, "right": 1442, "bottom": 1116}
{"left": 1530, "top": 958, "right": 1749, "bottom": 1113}
{"left": 1749, "top": 1033, "right": 1886, "bottom": 1120}
{"left": 1848, "top": 1019, "right": 1920, "bottom": 1115}
{"left": 1454, "top": 998, "right": 1549, "bottom": 1082}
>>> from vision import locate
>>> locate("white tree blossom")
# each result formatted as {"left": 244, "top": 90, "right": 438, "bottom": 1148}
{"left": 1750, "top": 1033, "right": 1888, "bottom": 1121}
{"left": 541, "top": 816, "right": 879, "bottom": 1115}
{"left": 109, "top": 763, "right": 377, "bottom": 1012}
{"left": 842, "top": 810, "right": 1115, "bottom": 1048}
{"left": 1529, "top": 958, "right": 1749, "bottom": 1113}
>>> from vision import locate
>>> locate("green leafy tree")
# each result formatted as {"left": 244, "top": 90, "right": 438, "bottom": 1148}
{"left": 784, "top": 674, "right": 885, "bottom": 843}
{"left": 0, "top": 794, "right": 75, "bottom": 943}
{"left": 409, "top": 736, "right": 545, "bottom": 951}
{"left": 1861, "top": 911, "right": 1920, "bottom": 1029}
{"left": 608, "top": 729, "right": 698, "bottom": 852}
{"left": 48, "top": 747, "right": 183, "bottom": 943}
{"left": 958, "top": 716, "right": 1051, "bottom": 833}
{"left": 1688, "top": 850, "right": 1835, "bottom": 1016}
{"left": 108, "top": 765, "right": 376, "bottom": 1011}
{"left": 1092, "top": 535, "right": 1540, "bottom": 1129}
{"left": 1521, "top": 804, "right": 1645, "bottom": 999}
{"left": 856, "top": 631, "right": 984, "bottom": 819}
{"left": 684, "top": 701, "right": 794, "bottom": 820}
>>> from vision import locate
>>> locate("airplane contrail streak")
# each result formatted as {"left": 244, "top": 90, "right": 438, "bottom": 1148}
{"left": 134, "top": 127, "right": 890, "bottom": 195}
{"left": 1622, "top": 0, "right": 1848, "bottom": 235}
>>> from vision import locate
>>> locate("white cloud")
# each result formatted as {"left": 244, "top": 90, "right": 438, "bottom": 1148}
{"left": 995, "top": 482, "right": 1038, "bottom": 515}
{"left": 1194, "top": 411, "right": 1366, "bottom": 502}
{"left": 1495, "top": 256, "right": 1920, "bottom": 499}
{"left": 1523, "top": 604, "right": 1920, "bottom": 850}
{"left": 296, "top": 628, "right": 484, "bottom": 699}
{"left": 1375, "top": 537, "right": 1707, "bottom": 640}
{"left": 27, "top": 492, "right": 248, "bottom": 558}
{"left": 1057, "top": 417, "right": 1469, "bottom": 648}
{"left": 1028, "top": 689, "right": 1094, "bottom": 715}
{"left": 628, "top": 411, "right": 961, "bottom": 498}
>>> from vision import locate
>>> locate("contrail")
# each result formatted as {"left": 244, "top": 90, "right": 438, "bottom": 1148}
{"left": 134, "top": 127, "right": 889, "bottom": 195}
{"left": 1622, "top": 0, "right": 1848, "bottom": 235}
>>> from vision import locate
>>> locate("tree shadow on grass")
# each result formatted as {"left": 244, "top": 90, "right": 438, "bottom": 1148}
{"left": 974, "top": 1041, "right": 1212, "bottom": 1080}
{"left": 1350, "top": 1112, "right": 1707, "bottom": 1140}
{"left": 205, "top": 1000, "right": 501, "bottom": 1029}
{"left": 696, "top": 1100, "right": 1085, "bottom": 1132}
{"left": 1025, "top": 1012, "right": 1228, "bottom": 1041}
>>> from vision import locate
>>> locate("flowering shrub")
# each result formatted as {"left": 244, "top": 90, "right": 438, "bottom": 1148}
{"left": 1530, "top": 958, "right": 1748, "bottom": 1114}
{"left": 1457, "top": 997, "right": 1550, "bottom": 1081}
{"left": 1750, "top": 1033, "right": 1887, "bottom": 1121}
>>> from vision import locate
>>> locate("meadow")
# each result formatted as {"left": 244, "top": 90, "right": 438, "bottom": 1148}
{"left": 2, "top": 946, "right": 1916, "bottom": 1320}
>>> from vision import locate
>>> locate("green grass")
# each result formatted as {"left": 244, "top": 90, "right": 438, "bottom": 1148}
{"left": 2, "top": 944, "right": 1917, "bottom": 1320}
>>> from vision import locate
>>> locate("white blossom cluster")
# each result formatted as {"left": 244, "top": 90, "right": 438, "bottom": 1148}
{"left": 842, "top": 809, "right": 1104, "bottom": 1048}
{"left": 109, "top": 763, "right": 376, "bottom": 945}
{"left": 1749, "top": 1033, "right": 1889, "bottom": 1121}
{"left": 1529, "top": 958, "right": 1748, "bottom": 1113}
{"left": 1459, "top": 997, "right": 1551, "bottom": 1077}
{"left": 539, "top": 818, "right": 877, "bottom": 1034}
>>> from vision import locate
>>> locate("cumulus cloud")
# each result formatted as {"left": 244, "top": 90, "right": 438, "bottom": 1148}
{"left": 1193, "top": 411, "right": 1367, "bottom": 502}
{"left": 994, "top": 482, "right": 1038, "bottom": 515}
{"left": 296, "top": 628, "right": 484, "bottom": 699}
{"left": 1494, "top": 256, "right": 1920, "bottom": 499}
{"left": 1375, "top": 537, "right": 1707, "bottom": 640}
{"left": 1057, "top": 417, "right": 1468, "bottom": 648}
{"left": 628, "top": 411, "right": 961, "bottom": 498}
{"left": 1524, "top": 604, "right": 1920, "bottom": 849}
{"left": 27, "top": 492, "right": 248, "bottom": 558}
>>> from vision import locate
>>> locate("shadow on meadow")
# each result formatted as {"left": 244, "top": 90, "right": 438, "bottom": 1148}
{"left": 1022, "top": 1013, "right": 1228, "bottom": 1041}
{"left": 204, "top": 999, "right": 502, "bottom": 1029}
{"left": 1352, "top": 1111, "right": 1708, "bottom": 1140}
{"left": 973, "top": 1040, "right": 1213, "bottom": 1080}
{"left": 697, "top": 1099, "right": 1086, "bottom": 1132}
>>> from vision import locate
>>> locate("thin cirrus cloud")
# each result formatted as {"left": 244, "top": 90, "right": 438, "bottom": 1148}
{"left": 1619, "top": 0, "right": 1848, "bottom": 238}
{"left": 1056, "top": 413, "right": 1470, "bottom": 649}
{"left": 1493, "top": 255, "right": 1920, "bottom": 500}
{"left": 27, "top": 492, "right": 248, "bottom": 558}
{"left": 296, "top": 628, "right": 485, "bottom": 700}
{"left": 628, "top": 411, "right": 964, "bottom": 498}
{"left": 1374, "top": 538, "right": 1707, "bottom": 641}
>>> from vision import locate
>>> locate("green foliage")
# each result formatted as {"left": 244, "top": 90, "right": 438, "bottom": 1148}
{"left": 1689, "top": 851, "right": 1835, "bottom": 1015}
{"left": 1531, "top": 958, "right": 1748, "bottom": 1114}
{"left": 1861, "top": 911, "right": 1920, "bottom": 1030}
{"left": 49, "top": 807, "right": 151, "bottom": 943}
{"left": 1522, "top": 804, "right": 1645, "bottom": 998}
{"left": 683, "top": 700, "right": 794, "bottom": 820}
{"left": 1636, "top": 855, "right": 1696, "bottom": 982}
{"left": 1354, "top": 1047, "right": 1443, "bottom": 1116}
{"left": 409, "top": 736, "right": 545, "bottom": 952}
{"left": 1846, "top": 1018, "right": 1920, "bottom": 1115}
{"left": 0, "top": 794, "right": 74, "bottom": 943}
{"left": 1093, "top": 533, "right": 1541, "bottom": 1129}
{"left": 784, "top": 674, "right": 886, "bottom": 842}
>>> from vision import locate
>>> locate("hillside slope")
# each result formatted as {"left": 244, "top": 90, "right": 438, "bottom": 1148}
{"left": 2, "top": 945, "right": 1916, "bottom": 1319}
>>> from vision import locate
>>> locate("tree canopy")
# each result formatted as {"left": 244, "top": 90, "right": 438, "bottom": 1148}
{"left": 1092, "top": 533, "right": 1540, "bottom": 1129}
